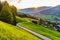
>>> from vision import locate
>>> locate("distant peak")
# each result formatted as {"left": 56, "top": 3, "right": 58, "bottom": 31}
{"left": 56, "top": 5, "right": 60, "bottom": 7}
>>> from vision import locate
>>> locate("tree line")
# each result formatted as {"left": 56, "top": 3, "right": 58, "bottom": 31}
{"left": 0, "top": 1, "right": 18, "bottom": 25}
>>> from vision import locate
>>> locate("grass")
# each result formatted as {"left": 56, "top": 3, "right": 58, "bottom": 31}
{"left": 19, "top": 22, "right": 60, "bottom": 40}
{"left": 16, "top": 16, "right": 27, "bottom": 23}
{"left": 0, "top": 21, "right": 41, "bottom": 40}
{"left": 16, "top": 16, "right": 39, "bottom": 23}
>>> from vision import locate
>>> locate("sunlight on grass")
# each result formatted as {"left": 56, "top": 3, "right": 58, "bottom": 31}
{"left": 0, "top": 21, "right": 41, "bottom": 40}
{"left": 20, "top": 22, "right": 60, "bottom": 40}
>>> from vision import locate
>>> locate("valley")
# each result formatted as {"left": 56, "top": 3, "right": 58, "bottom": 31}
{"left": 16, "top": 17, "right": 60, "bottom": 40}
{"left": 0, "top": 1, "right": 60, "bottom": 40}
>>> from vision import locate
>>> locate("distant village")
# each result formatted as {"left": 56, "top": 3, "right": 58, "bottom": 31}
{"left": 18, "top": 13, "right": 60, "bottom": 32}
{"left": 32, "top": 17, "right": 60, "bottom": 32}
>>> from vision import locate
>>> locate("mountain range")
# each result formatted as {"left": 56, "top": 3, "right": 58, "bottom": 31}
{"left": 17, "top": 6, "right": 52, "bottom": 14}
{"left": 17, "top": 5, "right": 60, "bottom": 23}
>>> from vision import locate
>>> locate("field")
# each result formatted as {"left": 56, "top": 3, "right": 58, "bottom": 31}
{"left": 16, "top": 17, "right": 60, "bottom": 40}
{"left": 0, "top": 21, "right": 41, "bottom": 40}
{"left": 19, "top": 22, "right": 60, "bottom": 40}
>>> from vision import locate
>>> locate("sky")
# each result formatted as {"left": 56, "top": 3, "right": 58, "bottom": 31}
{"left": 1, "top": 0, "right": 60, "bottom": 9}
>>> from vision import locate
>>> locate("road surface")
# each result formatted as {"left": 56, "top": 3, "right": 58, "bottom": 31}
{"left": 17, "top": 23, "right": 51, "bottom": 40}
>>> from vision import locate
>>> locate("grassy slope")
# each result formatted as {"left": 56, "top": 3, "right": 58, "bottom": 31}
{"left": 0, "top": 21, "right": 41, "bottom": 40}
{"left": 20, "top": 22, "right": 60, "bottom": 40}
{"left": 16, "top": 17, "right": 60, "bottom": 40}
{"left": 16, "top": 16, "right": 28, "bottom": 22}
{"left": 16, "top": 16, "right": 31, "bottom": 23}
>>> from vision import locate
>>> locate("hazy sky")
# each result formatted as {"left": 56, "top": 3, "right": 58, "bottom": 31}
{"left": 1, "top": 0, "right": 60, "bottom": 9}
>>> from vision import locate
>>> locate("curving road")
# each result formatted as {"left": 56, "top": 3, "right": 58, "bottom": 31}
{"left": 17, "top": 23, "right": 51, "bottom": 40}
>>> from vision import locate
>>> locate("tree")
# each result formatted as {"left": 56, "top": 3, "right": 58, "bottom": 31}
{"left": 11, "top": 5, "right": 18, "bottom": 15}
{"left": 10, "top": 5, "right": 18, "bottom": 25}
{"left": 0, "top": 1, "right": 2, "bottom": 11}
{"left": 0, "top": 1, "right": 14, "bottom": 25}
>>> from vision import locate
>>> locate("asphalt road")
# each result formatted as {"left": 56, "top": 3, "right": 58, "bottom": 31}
{"left": 17, "top": 23, "right": 51, "bottom": 40}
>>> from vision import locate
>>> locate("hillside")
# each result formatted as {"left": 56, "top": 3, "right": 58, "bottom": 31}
{"left": 15, "top": 16, "right": 60, "bottom": 40}
{"left": 1, "top": 1, "right": 60, "bottom": 40}
{"left": 0, "top": 21, "right": 41, "bottom": 40}
{"left": 38, "top": 5, "right": 60, "bottom": 15}
{"left": 18, "top": 5, "right": 60, "bottom": 23}
{"left": 19, "top": 22, "right": 60, "bottom": 40}
{"left": 37, "top": 5, "right": 60, "bottom": 23}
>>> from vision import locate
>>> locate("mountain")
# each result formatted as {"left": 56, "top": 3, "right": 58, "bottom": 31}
{"left": 37, "top": 5, "right": 60, "bottom": 16}
{"left": 36, "top": 5, "right": 60, "bottom": 23}
{"left": 18, "top": 5, "right": 60, "bottom": 16}
{"left": 17, "top": 6, "right": 52, "bottom": 15}
{"left": 17, "top": 5, "right": 60, "bottom": 23}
